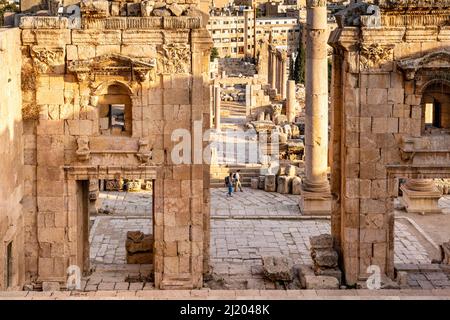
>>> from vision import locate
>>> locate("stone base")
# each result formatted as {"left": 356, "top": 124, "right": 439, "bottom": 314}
{"left": 299, "top": 188, "right": 332, "bottom": 216}
{"left": 400, "top": 185, "right": 442, "bottom": 214}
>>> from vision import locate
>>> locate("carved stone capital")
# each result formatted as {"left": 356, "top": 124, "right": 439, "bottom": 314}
{"left": 159, "top": 43, "right": 191, "bottom": 74}
{"left": 359, "top": 43, "right": 394, "bottom": 70}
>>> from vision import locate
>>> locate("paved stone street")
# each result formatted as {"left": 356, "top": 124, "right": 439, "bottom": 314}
{"left": 211, "top": 188, "right": 300, "bottom": 217}
{"left": 85, "top": 189, "right": 450, "bottom": 290}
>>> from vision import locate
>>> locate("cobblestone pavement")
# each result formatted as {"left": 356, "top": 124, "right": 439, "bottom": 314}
{"left": 97, "top": 191, "right": 152, "bottom": 217}
{"left": 211, "top": 188, "right": 301, "bottom": 217}
{"left": 87, "top": 188, "right": 449, "bottom": 290}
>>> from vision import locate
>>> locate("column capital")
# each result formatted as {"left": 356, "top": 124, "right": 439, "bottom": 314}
{"left": 307, "top": 0, "right": 327, "bottom": 8}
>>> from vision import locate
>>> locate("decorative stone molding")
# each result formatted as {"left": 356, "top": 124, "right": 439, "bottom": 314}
{"left": 136, "top": 139, "right": 153, "bottom": 164}
{"left": 377, "top": 0, "right": 450, "bottom": 9}
{"left": 397, "top": 50, "right": 450, "bottom": 80}
{"left": 159, "top": 43, "right": 191, "bottom": 74}
{"left": 68, "top": 53, "right": 156, "bottom": 82}
{"left": 307, "top": 0, "right": 327, "bottom": 8}
{"left": 30, "top": 46, "right": 65, "bottom": 74}
{"left": 76, "top": 136, "right": 91, "bottom": 161}
{"left": 359, "top": 43, "right": 394, "bottom": 70}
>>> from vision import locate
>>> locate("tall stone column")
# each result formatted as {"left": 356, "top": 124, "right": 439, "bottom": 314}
{"left": 276, "top": 53, "right": 282, "bottom": 95}
{"left": 214, "top": 85, "right": 221, "bottom": 131}
{"left": 280, "top": 51, "right": 288, "bottom": 99}
{"left": 286, "top": 80, "right": 296, "bottom": 123}
{"left": 271, "top": 50, "right": 277, "bottom": 91}
{"left": 299, "top": 0, "right": 331, "bottom": 215}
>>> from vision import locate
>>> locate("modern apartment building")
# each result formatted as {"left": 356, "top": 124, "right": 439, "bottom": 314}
{"left": 207, "top": 8, "right": 301, "bottom": 58}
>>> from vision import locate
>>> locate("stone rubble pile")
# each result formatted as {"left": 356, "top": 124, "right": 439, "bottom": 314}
{"left": 125, "top": 231, "right": 154, "bottom": 264}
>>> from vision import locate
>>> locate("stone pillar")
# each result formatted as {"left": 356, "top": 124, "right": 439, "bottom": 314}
{"left": 271, "top": 50, "right": 277, "bottom": 91}
{"left": 268, "top": 47, "right": 273, "bottom": 88}
{"left": 286, "top": 80, "right": 296, "bottom": 123}
{"left": 401, "top": 179, "right": 442, "bottom": 214}
{"left": 299, "top": 0, "right": 331, "bottom": 215}
{"left": 276, "top": 54, "right": 282, "bottom": 95}
{"left": 214, "top": 85, "right": 221, "bottom": 131}
{"left": 280, "top": 51, "right": 288, "bottom": 100}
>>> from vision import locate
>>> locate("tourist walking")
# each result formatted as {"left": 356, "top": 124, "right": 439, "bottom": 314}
{"left": 233, "top": 170, "right": 243, "bottom": 192}
{"left": 225, "top": 173, "right": 234, "bottom": 197}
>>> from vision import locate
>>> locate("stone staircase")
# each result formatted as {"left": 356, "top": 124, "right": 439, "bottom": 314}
{"left": 210, "top": 164, "right": 267, "bottom": 188}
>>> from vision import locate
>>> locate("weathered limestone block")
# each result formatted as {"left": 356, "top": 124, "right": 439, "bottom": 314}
{"left": 277, "top": 176, "right": 293, "bottom": 194}
{"left": 312, "top": 249, "right": 338, "bottom": 269}
{"left": 310, "top": 234, "right": 333, "bottom": 250}
{"left": 303, "top": 275, "right": 339, "bottom": 290}
{"left": 168, "top": 3, "right": 183, "bottom": 17}
{"left": 292, "top": 177, "right": 302, "bottom": 195}
{"left": 126, "top": 231, "right": 154, "bottom": 264}
{"left": 258, "top": 176, "right": 265, "bottom": 189}
{"left": 262, "top": 256, "right": 293, "bottom": 282}
{"left": 251, "top": 178, "right": 259, "bottom": 189}
{"left": 264, "top": 174, "right": 276, "bottom": 192}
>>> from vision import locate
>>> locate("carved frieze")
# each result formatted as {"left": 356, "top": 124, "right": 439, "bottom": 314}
{"left": 159, "top": 43, "right": 191, "bottom": 74}
{"left": 30, "top": 46, "right": 65, "bottom": 74}
{"left": 68, "top": 53, "right": 156, "bottom": 82}
{"left": 359, "top": 43, "right": 394, "bottom": 70}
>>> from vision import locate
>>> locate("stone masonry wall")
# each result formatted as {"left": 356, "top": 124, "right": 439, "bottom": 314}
{"left": 0, "top": 28, "right": 25, "bottom": 290}
{"left": 20, "top": 16, "right": 212, "bottom": 289}
{"left": 330, "top": 20, "right": 450, "bottom": 285}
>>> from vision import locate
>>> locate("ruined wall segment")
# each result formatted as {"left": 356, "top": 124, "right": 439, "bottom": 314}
{"left": 19, "top": 0, "right": 212, "bottom": 289}
{"left": 329, "top": 1, "right": 450, "bottom": 285}
{"left": 0, "top": 28, "right": 25, "bottom": 290}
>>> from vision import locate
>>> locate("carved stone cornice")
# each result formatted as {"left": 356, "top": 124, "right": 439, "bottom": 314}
{"left": 68, "top": 53, "right": 156, "bottom": 82}
{"left": 397, "top": 50, "right": 450, "bottom": 80}
{"left": 307, "top": 0, "right": 327, "bottom": 8}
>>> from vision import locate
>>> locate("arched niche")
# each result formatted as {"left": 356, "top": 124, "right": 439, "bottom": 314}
{"left": 419, "top": 80, "right": 450, "bottom": 135}
{"left": 94, "top": 81, "right": 134, "bottom": 136}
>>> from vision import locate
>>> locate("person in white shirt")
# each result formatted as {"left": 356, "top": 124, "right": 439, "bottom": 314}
{"left": 233, "top": 170, "right": 243, "bottom": 192}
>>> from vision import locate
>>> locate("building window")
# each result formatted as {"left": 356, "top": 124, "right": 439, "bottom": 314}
{"left": 98, "top": 84, "right": 132, "bottom": 136}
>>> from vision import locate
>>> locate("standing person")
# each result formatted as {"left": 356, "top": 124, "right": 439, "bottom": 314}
{"left": 234, "top": 170, "right": 243, "bottom": 192}
{"left": 225, "top": 172, "right": 234, "bottom": 197}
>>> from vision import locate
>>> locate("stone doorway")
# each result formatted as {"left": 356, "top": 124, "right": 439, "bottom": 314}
{"left": 64, "top": 166, "right": 158, "bottom": 291}
{"left": 83, "top": 178, "right": 155, "bottom": 290}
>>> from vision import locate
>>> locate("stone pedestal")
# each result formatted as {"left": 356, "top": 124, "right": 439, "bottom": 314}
{"left": 299, "top": 0, "right": 331, "bottom": 215}
{"left": 401, "top": 179, "right": 442, "bottom": 214}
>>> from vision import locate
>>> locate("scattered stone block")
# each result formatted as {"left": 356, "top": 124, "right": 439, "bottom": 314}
{"left": 310, "top": 234, "right": 333, "bottom": 250}
{"left": 251, "top": 178, "right": 259, "bottom": 189}
{"left": 277, "top": 176, "right": 292, "bottom": 194}
{"left": 312, "top": 249, "right": 338, "bottom": 268}
{"left": 262, "top": 256, "right": 293, "bottom": 282}
{"left": 126, "top": 231, "right": 153, "bottom": 264}
{"left": 292, "top": 177, "right": 302, "bottom": 195}
{"left": 264, "top": 174, "right": 276, "bottom": 192}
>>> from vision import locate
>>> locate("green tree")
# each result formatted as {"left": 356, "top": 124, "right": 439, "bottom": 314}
{"left": 289, "top": 55, "right": 294, "bottom": 81}
{"left": 293, "top": 42, "right": 306, "bottom": 84}
{"left": 0, "top": 0, "right": 18, "bottom": 26}
{"left": 210, "top": 47, "right": 219, "bottom": 62}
